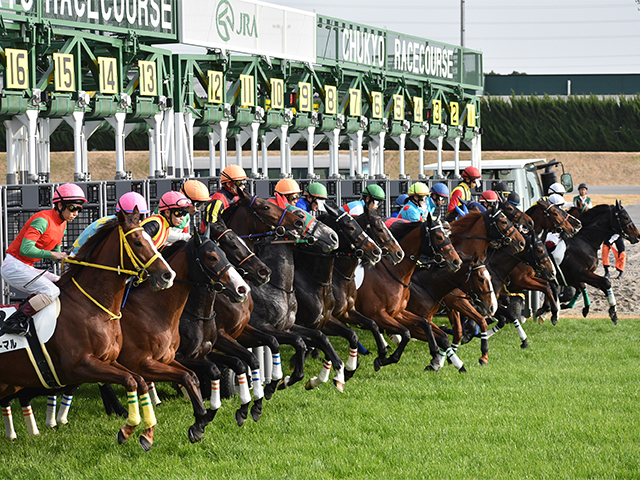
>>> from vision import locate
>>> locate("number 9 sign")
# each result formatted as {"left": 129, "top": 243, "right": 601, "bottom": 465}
{"left": 298, "top": 82, "right": 312, "bottom": 112}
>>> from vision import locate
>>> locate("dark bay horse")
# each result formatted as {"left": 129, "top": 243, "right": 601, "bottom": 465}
{"left": 355, "top": 215, "right": 462, "bottom": 371}
{"left": 293, "top": 205, "right": 381, "bottom": 388}
{"left": 331, "top": 206, "right": 404, "bottom": 367}
{"left": 0, "top": 211, "right": 175, "bottom": 449}
{"left": 555, "top": 202, "right": 639, "bottom": 324}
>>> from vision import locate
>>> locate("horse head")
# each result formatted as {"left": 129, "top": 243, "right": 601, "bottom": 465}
{"left": 523, "top": 233, "right": 556, "bottom": 282}
{"left": 424, "top": 214, "right": 462, "bottom": 272}
{"left": 323, "top": 204, "right": 381, "bottom": 267}
{"left": 118, "top": 208, "right": 176, "bottom": 291}
{"left": 614, "top": 200, "right": 640, "bottom": 244}
{"left": 287, "top": 205, "right": 339, "bottom": 253}
{"left": 210, "top": 222, "right": 271, "bottom": 286}
{"left": 484, "top": 208, "right": 526, "bottom": 254}
{"left": 500, "top": 200, "right": 534, "bottom": 235}
{"left": 465, "top": 253, "right": 498, "bottom": 317}
{"left": 361, "top": 205, "right": 404, "bottom": 265}
{"left": 188, "top": 234, "right": 250, "bottom": 303}
{"left": 536, "top": 199, "right": 582, "bottom": 237}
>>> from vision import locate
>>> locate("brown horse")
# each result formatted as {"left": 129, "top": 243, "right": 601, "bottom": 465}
{"left": 355, "top": 215, "right": 462, "bottom": 370}
{"left": 0, "top": 211, "right": 175, "bottom": 450}
{"left": 526, "top": 199, "right": 581, "bottom": 237}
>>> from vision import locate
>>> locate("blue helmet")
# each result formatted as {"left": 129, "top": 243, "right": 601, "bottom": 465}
{"left": 430, "top": 183, "right": 449, "bottom": 198}
{"left": 396, "top": 194, "right": 409, "bottom": 206}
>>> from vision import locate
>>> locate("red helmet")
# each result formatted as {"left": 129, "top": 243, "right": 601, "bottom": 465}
{"left": 158, "top": 191, "right": 192, "bottom": 212}
{"left": 53, "top": 183, "right": 87, "bottom": 204}
{"left": 480, "top": 190, "right": 499, "bottom": 203}
{"left": 462, "top": 166, "right": 481, "bottom": 180}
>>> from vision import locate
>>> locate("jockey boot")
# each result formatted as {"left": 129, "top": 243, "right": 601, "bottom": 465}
{"left": 616, "top": 269, "right": 624, "bottom": 279}
{"left": 603, "top": 266, "right": 610, "bottom": 279}
{"left": 0, "top": 301, "right": 37, "bottom": 337}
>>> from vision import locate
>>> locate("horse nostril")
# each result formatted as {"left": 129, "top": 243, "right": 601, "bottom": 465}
{"left": 259, "top": 269, "right": 269, "bottom": 277}
{"left": 238, "top": 286, "right": 248, "bottom": 295}
{"left": 162, "top": 272, "right": 173, "bottom": 282}
{"left": 330, "top": 232, "right": 338, "bottom": 244}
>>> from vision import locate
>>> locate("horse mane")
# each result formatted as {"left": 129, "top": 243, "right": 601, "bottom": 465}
{"left": 160, "top": 240, "right": 187, "bottom": 260}
{"left": 389, "top": 220, "right": 421, "bottom": 241}
{"left": 317, "top": 212, "right": 338, "bottom": 231}
{"left": 450, "top": 211, "right": 483, "bottom": 236}
{"left": 577, "top": 204, "right": 610, "bottom": 225}
{"left": 58, "top": 218, "right": 120, "bottom": 288}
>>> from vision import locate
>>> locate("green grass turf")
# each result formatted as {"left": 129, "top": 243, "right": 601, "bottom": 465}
{"left": 1, "top": 317, "right": 639, "bottom": 480}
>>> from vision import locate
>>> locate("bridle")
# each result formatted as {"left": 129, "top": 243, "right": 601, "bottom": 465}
{"left": 334, "top": 210, "right": 375, "bottom": 259}
{"left": 214, "top": 228, "right": 257, "bottom": 275}
{"left": 611, "top": 205, "right": 636, "bottom": 241}
{"left": 484, "top": 209, "right": 520, "bottom": 248}
{"left": 543, "top": 202, "right": 572, "bottom": 234}
{"left": 184, "top": 238, "right": 233, "bottom": 293}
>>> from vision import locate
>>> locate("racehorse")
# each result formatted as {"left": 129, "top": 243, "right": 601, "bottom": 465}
{"left": 555, "top": 202, "right": 639, "bottom": 324}
{"left": 331, "top": 206, "right": 404, "bottom": 366}
{"left": 0, "top": 211, "right": 175, "bottom": 450}
{"left": 293, "top": 205, "right": 381, "bottom": 387}
{"left": 355, "top": 215, "right": 462, "bottom": 371}
{"left": 526, "top": 199, "right": 581, "bottom": 237}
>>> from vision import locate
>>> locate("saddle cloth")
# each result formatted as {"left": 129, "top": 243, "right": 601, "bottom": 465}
{"left": 0, "top": 300, "right": 60, "bottom": 354}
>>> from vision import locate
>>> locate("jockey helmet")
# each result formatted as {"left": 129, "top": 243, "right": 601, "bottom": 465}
{"left": 578, "top": 183, "right": 588, "bottom": 191}
{"left": 408, "top": 182, "right": 429, "bottom": 196}
{"left": 461, "top": 166, "right": 481, "bottom": 180}
{"left": 159, "top": 191, "right": 192, "bottom": 212}
{"left": 275, "top": 178, "right": 301, "bottom": 195}
{"left": 493, "top": 181, "right": 509, "bottom": 193}
{"left": 306, "top": 182, "right": 328, "bottom": 199}
{"left": 53, "top": 183, "right": 87, "bottom": 204}
{"left": 480, "top": 190, "right": 499, "bottom": 203}
{"left": 362, "top": 184, "right": 386, "bottom": 201}
{"left": 430, "top": 182, "right": 449, "bottom": 198}
{"left": 396, "top": 194, "right": 409, "bottom": 206}
{"left": 548, "top": 182, "right": 566, "bottom": 195}
{"left": 548, "top": 193, "right": 566, "bottom": 206}
{"left": 116, "top": 192, "right": 149, "bottom": 214}
{"left": 507, "top": 192, "right": 521, "bottom": 206}
{"left": 221, "top": 165, "right": 248, "bottom": 184}
{"left": 181, "top": 179, "right": 210, "bottom": 202}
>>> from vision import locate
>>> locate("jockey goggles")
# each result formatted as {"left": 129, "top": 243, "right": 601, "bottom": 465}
{"left": 172, "top": 208, "right": 189, "bottom": 217}
{"left": 66, "top": 204, "right": 83, "bottom": 213}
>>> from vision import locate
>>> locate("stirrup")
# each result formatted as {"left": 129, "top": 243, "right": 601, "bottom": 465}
{"left": 0, "top": 310, "right": 32, "bottom": 337}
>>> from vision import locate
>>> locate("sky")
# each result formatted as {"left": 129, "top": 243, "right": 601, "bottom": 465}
{"left": 262, "top": 0, "right": 640, "bottom": 75}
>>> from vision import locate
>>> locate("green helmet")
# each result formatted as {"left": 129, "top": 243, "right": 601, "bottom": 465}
{"left": 362, "top": 184, "right": 386, "bottom": 201}
{"left": 408, "top": 182, "right": 429, "bottom": 196}
{"left": 306, "top": 182, "right": 328, "bottom": 199}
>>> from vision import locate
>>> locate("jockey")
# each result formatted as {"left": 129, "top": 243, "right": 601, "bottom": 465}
{"left": 547, "top": 182, "right": 566, "bottom": 199}
{"left": 545, "top": 193, "right": 568, "bottom": 265}
{"left": 398, "top": 182, "right": 429, "bottom": 222}
{"left": 297, "top": 182, "right": 328, "bottom": 214}
{"left": 201, "top": 164, "right": 248, "bottom": 233}
{"left": 507, "top": 191, "right": 521, "bottom": 208}
{"left": 0, "top": 183, "right": 87, "bottom": 337}
{"left": 573, "top": 183, "right": 592, "bottom": 212}
{"left": 479, "top": 189, "right": 500, "bottom": 211}
{"left": 71, "top": 191, "right": 149, "bottom": 256}
{"left": 448, "top": 166, "right": 481, "bottom": 214}
{"left": 180, "top": 179, "right": 211, "bottom": 232}
{"left": 426, "top": 183, "right": 449, "bottom": 221}
{"left": 272, "top": 178, "right": 301, "bottom": 208}
{"left": 493, "top": 181, "right": 510, "bottom": 201}
{"left": 141, "top": 191, "right": 192, "bottom": 249}
{"left": 341, "top": 184, "right": 386, "bottom": 216}
{"left": 391, "top": 194, "right": 409, "bottom": 218}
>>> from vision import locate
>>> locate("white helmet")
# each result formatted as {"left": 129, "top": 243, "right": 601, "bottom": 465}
{"left": 548, "top": 193, "right": 566, "bottom": 206}
{"left": 548, "top": 182, "right": 566, "bottom": 195}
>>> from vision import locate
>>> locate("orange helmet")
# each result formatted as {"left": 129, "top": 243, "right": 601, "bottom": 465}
{"left": 275, "top": 178, "right": 301, "bottom": 195}
{"left": 221, "top": 165, "right": 248, "bottom": 184}
{"left": 181, "top": 179, "right": 210, "bottom": 202}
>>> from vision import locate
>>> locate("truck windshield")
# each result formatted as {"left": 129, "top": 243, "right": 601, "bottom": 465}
{"left": 526, "top": 168, "right": 543, "bottom": 204}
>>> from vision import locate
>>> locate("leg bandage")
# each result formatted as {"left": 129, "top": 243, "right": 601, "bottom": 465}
{"left": 3, "top": 406, "right": 17, "bottom": 440}
{"left": 57, "top": 394, "right": 73, "bottom": 424}
{"left": 346, "top": 347, "right": 358, "bottom": 371}
{"left": 237, "top": 373, "right": 252, "bottom": 405}
{"left": 251, "top": 369, "right": 264, "bottom": 400}
{"left": 126, "top": 391, "right": 141, "bottom": 427}
{"left": 139, "top": 393, "right": 157, "bottom": 429}
{"left": 271, "top": 353, "right": 283, "bottom": 381}
{"left": 210, "top": 380, "right": 221, "bottom": 410}
{"left": 22, "top": 406, "right": 39, "bottom": 436}
{"left": 46, "top": 396, "right": 57, "bottom": 428}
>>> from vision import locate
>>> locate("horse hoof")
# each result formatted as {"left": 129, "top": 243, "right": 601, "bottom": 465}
{"left": 521, "top": 339, "right": 530, "bottom": 349}
{"left": 344, "top": 368, "right": 356, "bottom": 382}
{"left": 551, "top": 316, "right": 558, "bottom": 326}
{"left": 235, "top": 407, "right": 248, "bottom": 427}
{"left": 373, "top": 357, "right": 383, "bottom": 372}
{"left": 333, "top": 379, "right": 345, "bottom": 393}
{"left": 264, "top": 380, "right": 278, "bottom": 400}
{"left": 582, "top": 306, "right": 589, "bottom": 318}
{"left": 478, "top": 359, "right": 487, "bottom": 367}
{"left": 139, "top": 435, "right": 152, "bottom": 452}
{"left": 305, "top": 379, "right": 314, "bottom": 391}
{"left": 117, "top": 429, "right": 128, "bottom": 445}
{"left": 187, "top": 425, "right": 204, "bottom": 444}
{"left": 250, "top": 399, "right": 262, "bottom": 422}
{"left": 424, "top": 360, "right": 440, "bottom": 372}
{"left": 458, "top": 366, "right": 467, "bottom": 373}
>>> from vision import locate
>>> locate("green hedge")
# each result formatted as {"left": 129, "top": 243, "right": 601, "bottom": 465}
{"left": 481, "top": 95, "right": 640, "bottom": 151}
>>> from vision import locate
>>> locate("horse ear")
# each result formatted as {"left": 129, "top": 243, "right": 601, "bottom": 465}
{"left": 117, "top": 209, "right": 127, "bottom": 225}
{"left": 194, "top": 232, "right": 202, "bottom": 247}
{"left": 616, "top": 199, "right": 621, "bottom": 209}
{"left": 427, "top": 213, "right": 433, "bottom": 227}
{"left": 130, "top": 205, "right": 141, "bottom": 224}
{"left": 472, "top": 251, "right": 478, "bottom": 264}
{"left": 324, "top": 203, "right": 339, "bottom": 218}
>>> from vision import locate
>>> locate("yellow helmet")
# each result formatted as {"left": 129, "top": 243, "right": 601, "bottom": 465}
{"left": 181, "top": 179, "right": 210, "bottom": 202}
{"left": 221, "top": 164, "right": 248, "bottom": 183}
{"left": 275, "top": 178, "right": 301, "bottom": 195}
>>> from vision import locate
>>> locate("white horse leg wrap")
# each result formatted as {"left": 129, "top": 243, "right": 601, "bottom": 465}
{"left": 451, "top": 343, "right": 459, "bottom": 353}
{"left": 333, "top": 363, "right": 345, "bottom": 385}
{"left": 607, "top": 288, "right": 616, "bottom": 307}
{"left": 382, "top": 336, "right": 389, "bottom": 349}
{"left": 46, "top": 395, "right": 57, "bottom": 428}
{"left": 389, "top": 334, "right": 402, "bottom": 344}
{"left": 263, "top": 347, "right": 272, "bottom": 384}
{"left": 514, "top": 320, "right": 527, "bottom": 341}
{"left": 237, "top": 373, "right": 252, "bottom": 405}
{"left": 437, "top": 348, "right": 446, "bottom": 369}
{"left": 147, "top": 382, "right": 161, "bottom": 406}
{"left": 318, "top": 360, "right": 332, "bottom": 383}
{"left": 486, "top": 325, "right": 500, "bottom": 338}
{"left": 346, "top": 347, "right": 358, "bottom": 371}
{"left": 307, "top": 376, "right": 322, "bottom": 389}
{"left": 446, "top": 348, "right": 464, "bottom": 370}
{"left": 271, "top": 352, "right": 283, "bottom": 381}
{"left": 178, "top": 384, "right": 190, "bottom": 399}
{"left": 22, "top": 406, "right": 39, "bottom": 436}
{"left": 251, "top": 369, "right": 264, "bottom": 400}
{"left": 3, "top": 406, "right": 17, "bottom": 440}
{"left": 57, "top": 394, "right": 73, "bottom": 425}
{"left": 253, "top": 347, "right": 264, "bottom": 385}
{"left": 210, "top": 380, "right": 221, "bottom": 410}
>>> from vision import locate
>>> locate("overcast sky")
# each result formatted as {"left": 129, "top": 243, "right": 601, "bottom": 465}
{"left": 264, "top": 0, "right": 640, "bottom": 75}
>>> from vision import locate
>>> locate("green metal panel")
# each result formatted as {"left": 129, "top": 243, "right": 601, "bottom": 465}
{"left": 0, "top": 90, "right": 29, "bottom": 116}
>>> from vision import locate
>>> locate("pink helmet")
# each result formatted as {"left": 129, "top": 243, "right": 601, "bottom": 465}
{"left": 158, "top": 191, "right": 192, "bottom": 212}
{"left": 116, "top": 191, "right": 149, "bottom": 214}
{"left": 53, "top": 183, "right": 87, "bottom": 204}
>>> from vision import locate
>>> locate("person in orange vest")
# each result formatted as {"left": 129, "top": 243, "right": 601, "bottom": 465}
{"left": 0, "top": 183, "right": 87, "bottom": 336}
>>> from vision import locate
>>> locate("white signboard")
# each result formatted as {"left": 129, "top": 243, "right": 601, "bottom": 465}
{"left": 179, "top": 0, "right": 316, "bottom": 64}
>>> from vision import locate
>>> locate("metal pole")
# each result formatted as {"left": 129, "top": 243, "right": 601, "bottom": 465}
{"left": 461, "top": 0, "right": 465, "bottom": 47}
